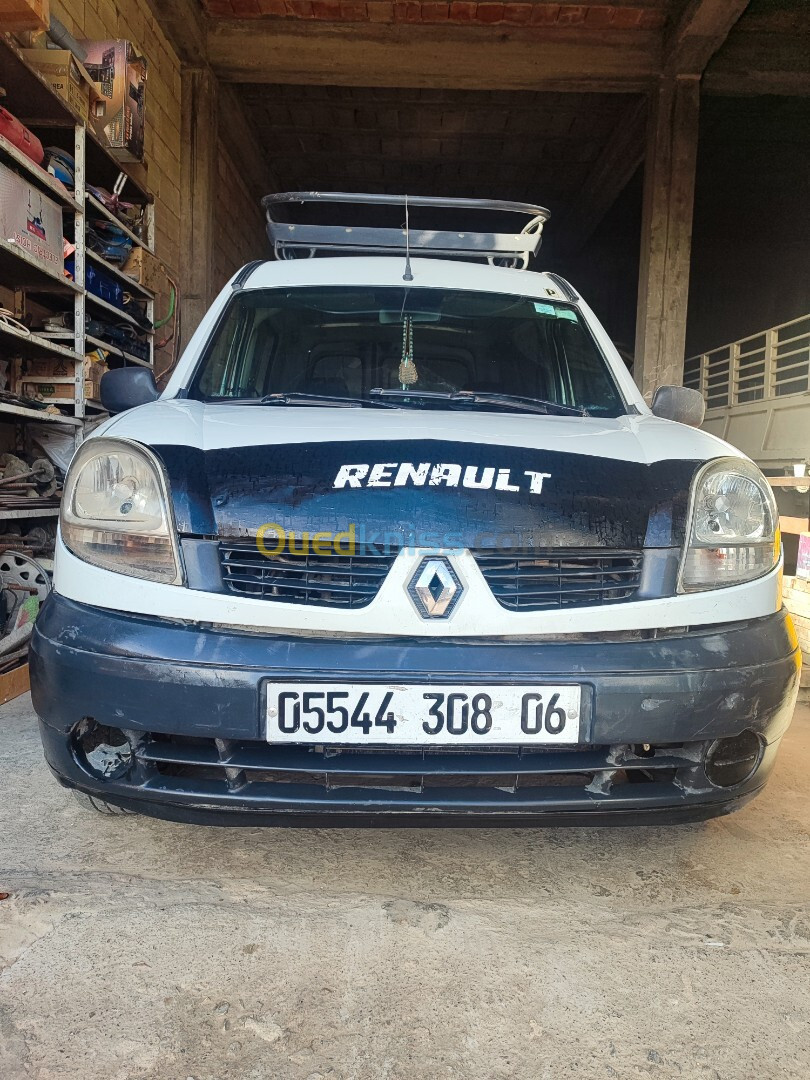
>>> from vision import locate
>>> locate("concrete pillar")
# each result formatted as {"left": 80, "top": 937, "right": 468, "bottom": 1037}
{"left": 634, "top": 75, "right": 701, "bottom": 399}
{"left": 179, "top": 67, "right": 218, "bottom": 352}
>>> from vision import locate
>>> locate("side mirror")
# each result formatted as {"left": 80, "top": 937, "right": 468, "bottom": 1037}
{"left": 100, "top": 367, "right": 159, "bottom": 414}
{"left": 651, "top": 385, "right": 705, "bottom": 428}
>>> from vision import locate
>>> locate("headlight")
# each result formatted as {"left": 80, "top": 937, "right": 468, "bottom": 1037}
{"left": 61, "top": 438, "right": 182, "bottom": 584}
{"left": 680, "top": 457, "right": 779, "bottom": 591}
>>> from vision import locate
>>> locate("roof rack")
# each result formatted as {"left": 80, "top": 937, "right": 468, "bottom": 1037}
{"left": 262, "top": 192, "right": 550, "bottom": 269}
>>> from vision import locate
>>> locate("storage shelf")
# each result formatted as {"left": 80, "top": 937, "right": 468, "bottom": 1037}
{"left": 0, "top": 35, "right": 75, "bottom": 126}
{"left": 0, "top": 29, "right": 154, "bottom": 550}
{"left": 0, "top": 401, "right": 80, "bottom": 425}
{"left": 0, "top": 235, "right": 81, "bottom": 293}
{"left": 18, "top": 376, "right": 74, "bottom": 384}
{"left": 86, "top": 248, "right": 155, "bottom": 299}
{"left": 1, "top": 36, "right": 151, "bottom": 203}
{"left": 85, "top": 333, "right": 152, "bottom": 367}
{"left": 0, "top": 320, "right": 81, "bottom": 362}
{"left": 86, "top": 193, "right": 154, "bottom": 254}
{"left": 0, "top": 133, "right": 82, "bottom": 213}
{"left": 85, "top": 127, "right": 151, "bottom": 204}
{"left": 85, "top": 290, "right": 154, "bottom": 334}
{"left": 0, "top": 506, "right": 60, "bottom": 520}
{"left": 19, "top": 396, "right": 73, "bottom": 405}
{"left": 44, "top": 329, "right": 151, "bottom": 367}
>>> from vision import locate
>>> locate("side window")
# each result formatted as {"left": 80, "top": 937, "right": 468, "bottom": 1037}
{"left": 245, "top": 316, "right": 278, "bottom": 396}
{"left": 508, "top": 318, "right": 561, "bottom": 401}
{"left": 558, "top": 320, "right": 619, "bottom": 411}
{"left": 198, "top": 305, "right": 277, "bottom": 399}
{"left": 197, "top": 304, "right": 245, "bottom": 398}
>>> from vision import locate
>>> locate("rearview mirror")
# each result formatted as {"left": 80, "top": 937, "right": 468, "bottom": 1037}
{"left": 100, "top": 367, "right": 159, "bottom": 414}
{"left": 651, "top": 385, "right": 705, "bottom": 428}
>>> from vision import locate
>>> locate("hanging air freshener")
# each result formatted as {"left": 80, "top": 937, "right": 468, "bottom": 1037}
{"left": 399, "top": 316, "right": 418, "bottom": 387}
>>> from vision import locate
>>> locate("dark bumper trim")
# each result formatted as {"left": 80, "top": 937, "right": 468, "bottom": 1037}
{"left": 46, "top": 764, "right": 763, "bottom": 828}
{"left": 31, "top": 594, "right": 800, "bottom": 824}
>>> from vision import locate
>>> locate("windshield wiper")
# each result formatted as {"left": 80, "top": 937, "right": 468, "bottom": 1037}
{"left": 221, "top": 392, "right": 396, "bottom": 409}
{"left": 369, "top": 388, "right": 588, "bottom": 416}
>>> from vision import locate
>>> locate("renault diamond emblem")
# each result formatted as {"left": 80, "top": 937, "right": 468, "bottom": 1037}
{"left": 408, "top": 556, "right": 463, "bottom": 619}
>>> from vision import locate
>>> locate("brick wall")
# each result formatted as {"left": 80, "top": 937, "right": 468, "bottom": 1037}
{"left": 50, "top": 0, "right": 183, "bottom": 283}
{"left": 214, "top": 143, "right": 267, "bottom": 291}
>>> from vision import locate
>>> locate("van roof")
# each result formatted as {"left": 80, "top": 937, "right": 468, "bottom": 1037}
{"left": 238, "top": 256, "right": 579, "bottom": 304}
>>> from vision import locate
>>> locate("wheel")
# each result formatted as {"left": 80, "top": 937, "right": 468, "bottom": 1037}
{"left": 0, "top": 550, "right": 51, "bottom": 602}
{"left": 72, "top": 790, "right": 135, "bottom": 816}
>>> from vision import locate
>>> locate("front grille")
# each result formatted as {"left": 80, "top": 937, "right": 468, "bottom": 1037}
{"left": 129, "top": 734, "right": 708, "bottom": 810}
{"left": 218, "top": 542, "right": 644, "bottom": 612}
{"left": 474, "top": 549, "right": 643, "bottom": 611}
{"left": 219, "top": 542, "right": 397, "bottom": 608}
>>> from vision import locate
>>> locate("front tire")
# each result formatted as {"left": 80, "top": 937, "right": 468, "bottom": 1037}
{"left": 72, "top": 790, "right": 134, "bottom": 816}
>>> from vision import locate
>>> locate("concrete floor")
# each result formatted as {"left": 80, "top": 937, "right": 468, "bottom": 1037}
{"left": 0, "top": 695, "right": 808, "bottom": 1080}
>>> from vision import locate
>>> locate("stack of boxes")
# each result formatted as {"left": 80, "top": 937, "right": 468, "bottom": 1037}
{"left": 21, "top": 37, "right": 147, "bottom": 162}
{"left": 21, "top": 48, "right": 104, "bottom": 125}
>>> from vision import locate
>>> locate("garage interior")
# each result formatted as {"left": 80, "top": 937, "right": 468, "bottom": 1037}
{"left": 0, "top": 0, "right": 809, "bottom": 1075}
{"left": 3, "top": 0, "right": 808, "bottom": 395}
{"left": 0, "top": 0, "right": 804, "bottom": 641}
{"left": 182, "top": 0, "right": 809, "bottom": 396}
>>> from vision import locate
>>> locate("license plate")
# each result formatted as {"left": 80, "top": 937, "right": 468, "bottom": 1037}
{"left": 265, "top": 683, "right": 581, "bottom": 745}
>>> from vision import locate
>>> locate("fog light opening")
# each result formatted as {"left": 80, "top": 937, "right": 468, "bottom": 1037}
{"left": 74, "top": 718, "right": 134, "bottom": 780}
{"left": 704, "top": 730, "right": 764, "bottom": 788}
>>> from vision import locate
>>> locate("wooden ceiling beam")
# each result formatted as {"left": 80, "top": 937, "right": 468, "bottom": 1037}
{"left": 207, "top": 21, "right": 661, "bottom": 92}
{"left": 703, "top": 31, "right": 810, "bottom": 96}
{"left": 143, "top": 0, "right": 209, "bottom": 67}
{"left": 555, "top": 96, "right": 648, "bottom": 257}
{"left": 664, "top": 0, "right": 750, "bottom": 76}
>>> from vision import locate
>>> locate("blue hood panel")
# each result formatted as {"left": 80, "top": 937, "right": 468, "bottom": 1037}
{"left": 153, "top": 440, "right": 700, "bottom": 550}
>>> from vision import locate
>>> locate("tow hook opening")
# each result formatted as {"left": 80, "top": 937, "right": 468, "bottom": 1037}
{"left": 704, "top": 730, "right": 765, "bottom": 788}
{"left": 73, "top": 719, "right": 134, "bottom": 780}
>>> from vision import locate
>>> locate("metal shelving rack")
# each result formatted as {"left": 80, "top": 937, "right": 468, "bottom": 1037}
{"left": 0, "top": 32, "right": 155, "bottom": 543}
{"left": 0, "top": 34, "right": 155, "bottom": 427}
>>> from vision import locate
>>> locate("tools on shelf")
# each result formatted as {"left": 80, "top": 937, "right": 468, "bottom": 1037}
{"left": 0, "top": 32, "right": 158, "bottom": 683}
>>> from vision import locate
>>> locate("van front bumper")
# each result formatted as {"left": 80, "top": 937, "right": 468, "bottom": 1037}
{"left": 30, "top": 593, "right": 801, "bottom": 827}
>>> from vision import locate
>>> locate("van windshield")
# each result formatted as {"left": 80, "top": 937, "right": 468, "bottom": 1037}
{"left": 190, "top": 286, "right": 627, "bottom": 417}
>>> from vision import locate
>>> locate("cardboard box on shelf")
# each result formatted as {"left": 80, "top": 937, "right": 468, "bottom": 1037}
{"left": 79, "top": 39, "right": 147, "bottom": 162}
{"left": 19, "top": 377, "right": 74, "bottom": 403}
{"left": 16, "top": 356, "right": 72, "bottom": 380}
{"left": 21, "top": 49, "right": 105, "bottom": 126}
{"left": 0, "top": 0, "right": 48, "bottom": 31}
{"left": 123, "top": 245, "right": 160, "bottom": 293}
{"left": 83, "top": 354, "right": 106, "bottom": 401}
{"left": 0, "top": 159, "right": 63, "bottom": 276}
{"left": 16, "top": 355, "right": 106, "bottom": 403}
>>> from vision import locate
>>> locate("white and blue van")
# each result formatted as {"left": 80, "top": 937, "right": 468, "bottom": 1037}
{"left": 30, "top": 194, "right": 801, "bottom": 825}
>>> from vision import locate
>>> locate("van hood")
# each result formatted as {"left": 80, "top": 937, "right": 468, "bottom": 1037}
{"left": 101, "top": 400, "right": 740, "bottom": 550}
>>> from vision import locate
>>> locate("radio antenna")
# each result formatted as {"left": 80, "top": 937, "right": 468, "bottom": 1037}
{"left": 402, "top": 194, "right": 413, "bottom": 282}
